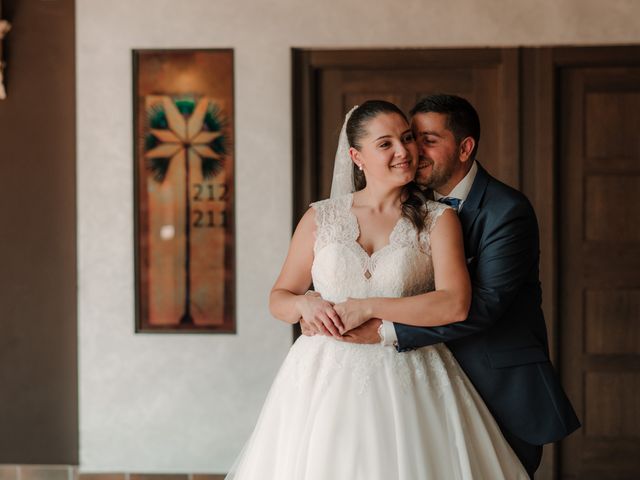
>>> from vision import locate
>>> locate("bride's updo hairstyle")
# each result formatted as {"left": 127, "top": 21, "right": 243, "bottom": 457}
{"left": 346, "top": 100, "right": 428, "bottom": 232}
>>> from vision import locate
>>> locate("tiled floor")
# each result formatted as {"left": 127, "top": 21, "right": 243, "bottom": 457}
{"left": 0, "top": 466, "right": 72, "bottom": 480}
{"left": 0, "top": 468, "right": 224, "bottom": 480}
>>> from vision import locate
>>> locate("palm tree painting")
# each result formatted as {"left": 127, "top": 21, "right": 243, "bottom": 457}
{"left": 142, "top": 94, "right": 230, "bottom": 328}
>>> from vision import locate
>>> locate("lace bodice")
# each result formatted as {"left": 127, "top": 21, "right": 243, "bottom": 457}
{"left": 310, "top": 193, "right": 450, "bottom": 304}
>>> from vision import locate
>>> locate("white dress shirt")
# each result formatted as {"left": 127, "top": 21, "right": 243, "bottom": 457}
{"left": 380, "top": 161, "right": 478, "bottom": 346}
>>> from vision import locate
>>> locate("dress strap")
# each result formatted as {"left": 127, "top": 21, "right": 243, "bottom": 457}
{"left": 419, "top": 200, "right": 453, "bottom": 255}
{"left": 309, "top": 194, "right": 354, "bottom": 253}
{"left": 425, "top": 200, "right": 452, "bottom": 232}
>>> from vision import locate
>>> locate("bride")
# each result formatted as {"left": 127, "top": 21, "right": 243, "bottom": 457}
{"left": 225, "top": 100, "right": 528, "bottom": 479}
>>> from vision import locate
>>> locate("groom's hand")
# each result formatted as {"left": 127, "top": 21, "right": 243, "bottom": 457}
{"left": 339, "top": 318, "right": 382, "bottom": 344}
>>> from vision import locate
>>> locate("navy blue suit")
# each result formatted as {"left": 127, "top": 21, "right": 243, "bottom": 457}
{"left": 394, "top": 163, "right": 580, "bottom": 475}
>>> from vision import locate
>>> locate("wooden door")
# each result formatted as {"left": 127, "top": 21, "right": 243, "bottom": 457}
{"left": 292, "top": 47, "right": 552, "bottom": 477}
{"left": 292, "top": 48, "right": 520, "bottom": 220}
{"left": 559, "top": 63, "right": 640, "bottom": 479}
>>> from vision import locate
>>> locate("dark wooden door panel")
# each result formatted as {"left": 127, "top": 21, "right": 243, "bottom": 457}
{"left": 560, "top": 64, "right": 640, "bottom": 479}
{"left": 293, "top": 48, "right": 519, "bottom": 222}
{"left": 315, "top": 55, "right": 519, "bottom": 200}
{"left": 585, "top": 289, "right": 640, "bottom": 354}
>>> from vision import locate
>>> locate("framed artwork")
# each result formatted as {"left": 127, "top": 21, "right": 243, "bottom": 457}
{"left": 133, "top": 49, "right": 235, "bottom": 333}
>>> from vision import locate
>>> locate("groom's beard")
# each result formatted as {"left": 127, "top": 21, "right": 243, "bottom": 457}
{"left": 415, "top": 157, "right": 455, "bottom": 190}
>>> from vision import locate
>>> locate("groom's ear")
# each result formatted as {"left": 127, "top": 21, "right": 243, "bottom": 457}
{"left": 458, "top": 137, "right": 475, "bottom": 163}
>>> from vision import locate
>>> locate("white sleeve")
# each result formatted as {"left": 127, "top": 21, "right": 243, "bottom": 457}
{"left": 381, "top": 320, "right": 398, "bottom": 347}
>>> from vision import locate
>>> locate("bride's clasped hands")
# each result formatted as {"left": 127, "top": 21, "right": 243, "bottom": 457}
{"left": 296, "top": 291, "right": 345, "bottom": 337}
{"left": 298, "top": 291, "right": 383, "bottom": 342}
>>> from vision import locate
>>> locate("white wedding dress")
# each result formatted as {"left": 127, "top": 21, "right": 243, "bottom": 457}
{"left": 226, "top": 193, "right": 528, "bottom": 479}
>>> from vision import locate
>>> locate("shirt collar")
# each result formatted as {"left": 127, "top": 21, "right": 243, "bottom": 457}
{"left": 433, "top": 161, "right": 478, "bottom": 202}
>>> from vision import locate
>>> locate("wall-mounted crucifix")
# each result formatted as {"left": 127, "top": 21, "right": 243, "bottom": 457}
{"left": 0, "top": 1, "right": 11, "bottom": 100}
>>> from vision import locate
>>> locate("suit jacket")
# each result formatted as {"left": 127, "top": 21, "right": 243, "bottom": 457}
{"left": 395, "top": 163, "right": 580, "bottom": 445}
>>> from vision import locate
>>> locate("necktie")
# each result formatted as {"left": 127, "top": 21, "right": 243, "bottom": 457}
{"left": 438, "top": 197, "right": 461, "bottom": 211}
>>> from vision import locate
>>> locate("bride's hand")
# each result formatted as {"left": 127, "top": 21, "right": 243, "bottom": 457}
{"left": 299, "top": 318, "right": 318, "bottom": 337}
{"left": 297, "top": 292, "right": 345, "bottom": 337}
{"left": 334, "top": 298, "right": 373, "bottom": 332}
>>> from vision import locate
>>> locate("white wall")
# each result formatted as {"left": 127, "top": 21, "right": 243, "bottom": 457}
{"left": 76, "top": 0, "right": 640, "bottom": 472}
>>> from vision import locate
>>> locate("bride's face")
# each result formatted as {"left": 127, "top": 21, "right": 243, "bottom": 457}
{"left": 350, "top": 113, "right": 417, "bottom": 188}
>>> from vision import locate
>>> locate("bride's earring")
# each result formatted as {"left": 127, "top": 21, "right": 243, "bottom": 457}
{"left": 358, "top": 164, "right": 363, "bottom": 171}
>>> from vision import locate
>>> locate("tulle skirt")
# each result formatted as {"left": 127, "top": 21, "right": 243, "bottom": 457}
{"left": 226, "top": 336, "right": 528, "bottom": 480}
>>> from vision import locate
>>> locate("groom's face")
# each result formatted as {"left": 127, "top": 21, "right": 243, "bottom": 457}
{"left": 411, "top": 112, "right": 460, "bottom": 191}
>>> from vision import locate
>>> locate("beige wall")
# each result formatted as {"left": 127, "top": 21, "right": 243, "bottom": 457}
{"left": 76, "top": 0, "right": 640, "bottom": 472}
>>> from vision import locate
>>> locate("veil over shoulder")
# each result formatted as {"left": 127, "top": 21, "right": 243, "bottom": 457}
{"left": 330, "top": 105, "right": 358, "bottom": 199}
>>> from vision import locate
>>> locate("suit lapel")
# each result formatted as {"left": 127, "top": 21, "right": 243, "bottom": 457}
{"left": 459, "top": 162, "right": 489, "bottom": 240}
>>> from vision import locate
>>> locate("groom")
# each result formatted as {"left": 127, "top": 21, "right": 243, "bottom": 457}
{"left": 302, "top": 95, "right": 580, "bottom": 477}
